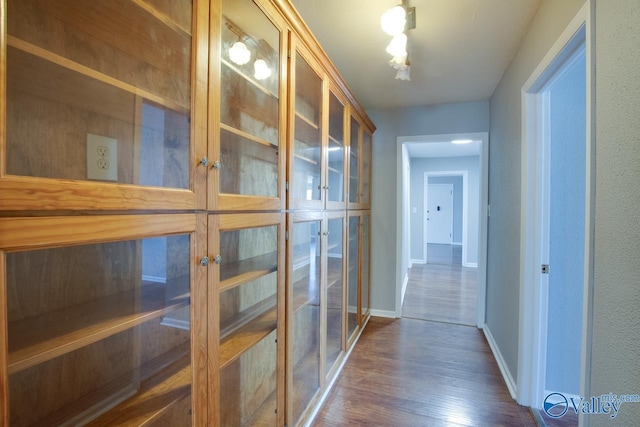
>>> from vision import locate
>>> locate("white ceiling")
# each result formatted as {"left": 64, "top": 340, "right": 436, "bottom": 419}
{"left": 290, "top": 0, "right": 542, "bottom": 110}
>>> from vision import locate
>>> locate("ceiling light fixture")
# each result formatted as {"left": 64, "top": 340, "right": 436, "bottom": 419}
{"left": 381, "top": 2, "right": 415, "bottom": 81}
{"left": 451, "top": 139, "right": 473, "bottom": 144}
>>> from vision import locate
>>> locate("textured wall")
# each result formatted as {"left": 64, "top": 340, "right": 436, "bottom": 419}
{"left": 368, "top": 102, "right": 489, "bottom": 313}
{"left": 590, "top": 1, "right": 640, "bottom": 424}
{"left": 487, "top": 0, "right": 586, "bottom": 381}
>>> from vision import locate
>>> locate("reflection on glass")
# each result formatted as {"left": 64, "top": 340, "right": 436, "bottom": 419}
{"left": 349, "top": 117, "right": 360, "bottom": 204}
{"left": 291, "top": 221, "right": 321, "bottom": 423}
{"left": 292, "top": 54, "right": 322, "bottom": 203}
{"left": 328, "top": 92, "right": 345, "bottom": 203}
{"left": 347, "top": 216, "right": 359, "bottom": 339}
{"left": 362, "top": 132, "right": 372, "bottom": 205}
{"left": 325, "top": 217, "right": 344, "bottom": 375}
{"left": 362, "top": 215, "right": 371, "bottom": 316}
{"left": 220, "top": 0, "right": 280, "bottom": 198}
{"left": 6, "top": 0, "right": 192, "bottom": 188}
{"left": 6, "top": 235, "right": 192, "bottom": 426}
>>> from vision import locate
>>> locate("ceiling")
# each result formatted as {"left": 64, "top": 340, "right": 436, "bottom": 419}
{"left": 290, "top": 0, "right": 542, "bottom": 110}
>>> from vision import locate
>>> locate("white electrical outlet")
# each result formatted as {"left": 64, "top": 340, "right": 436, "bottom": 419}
{"left": 87, "top": 133, "right": 118, "bottom": 181}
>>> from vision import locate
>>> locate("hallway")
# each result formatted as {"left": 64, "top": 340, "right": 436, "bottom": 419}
{"left": 312, "top": 317, "right": 536, "bottom": 426}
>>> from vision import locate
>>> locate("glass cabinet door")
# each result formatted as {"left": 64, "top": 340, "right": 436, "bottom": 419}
{"left": 1, "top": 215, "right": 203, "bottom": 426}
{"left": 3, "top": 0, "right": 205, "bottom": 211}
{"left": 362, "top": 131, "right": 372, "bottom": 208}
{"left": 325, "top": 215, "right": 345, "bottom": 377}
{"left": 327, "top": 90, "right": 346, "bottom": 208}
{"left": 347, "top": 214, "right": 360, "bottom": 343}
{"left": 361, "top": 214, "right": 371, "bottom": 321}
{"left": 348, "top": 117, "right": 360, "bottom": 206}
{"left": 289, "top": 217, "right": 322, "bottom": 424}
{"left": 214, "top": 213, "right": 284, "bottom": 426}
{"left": 290, "top": 52, "right": 324, "bottom": 210}
{"left": 216, "top": 0, "right": 284, "bottom": 211}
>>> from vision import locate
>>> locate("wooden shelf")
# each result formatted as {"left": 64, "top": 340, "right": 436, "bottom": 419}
{"left": 220, "top": 306, "right": 277, "bottom": 368}
{"left": 35, "top": 342, "right": 191, "bottom": 426}
{"left": 87, "top": 345, "right": 192, "bottom": 426}
{"left": 220, "top": 251, "right": 278, "bottom": 293}
{"left": 292, "top": 276, "right": 319, "bottom": 313}
{"left": 326, "top": 258, "right": 343, "bottom": 290}
{"left": 245, "top": 390, "right": 277, "bottom": 426}
{"left": 221, "top": 58, "right": 277, "bottom": 99}
{"left": 130, "top": 0, "right": 192, "bottom": 37}
{"left": 294, "top": 111, "right": 321, "bottom": 144}
{"left": 220, "top": 122, "right": 278, "bottom": 150}
{"left": 8, "top": 280, "right": 190, "bottom": 375}
{"left": 328, "top": 134, "right": 343, "bottom": 146}
{"left": 220, "top": 294, "right": 277, "bottom": 340}
{"left": 294, "top": 153, "right": 319, "bottom": 166}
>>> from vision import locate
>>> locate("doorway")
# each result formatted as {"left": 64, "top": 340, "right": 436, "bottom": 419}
{"left": 518, "top": 6, "right": 592, "bottom": 423}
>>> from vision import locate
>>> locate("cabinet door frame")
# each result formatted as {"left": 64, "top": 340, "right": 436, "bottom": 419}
{"left": 325, "top": 83, "right": 349, "bottom": 211}
{"left": 0, "top": 0, "right": 209, "bottom": 212}
{"left": 345, "top": 210, "right": 362, "bottom": 347}
{"left": 209, "top": 212, "right": 286, "bottom": 426}
{"left": 209, "top": 0, "right": 288, "bottom": 212}
{"left": 0, "top": 213, "right": 207, "bottom": 426}
{"left": 287, "top": 37, "right": 328, "bottom": 212}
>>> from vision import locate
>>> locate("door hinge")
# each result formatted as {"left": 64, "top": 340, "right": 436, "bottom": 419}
{"left": 285, "top": 181, "right": 289, "bottom": 191}
{"left": 285, "top": 230, "right": 289, "bottom": 241}
{"left": 541, "top": 264, "right": 550, "bottom": 274}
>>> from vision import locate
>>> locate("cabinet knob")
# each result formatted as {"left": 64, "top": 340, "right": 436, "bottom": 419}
{"left": 212, "top": 160, "right": 222, "bottom": 170}
{"left": 200, "top": 256, "right": 209, "bottom": 267}
{"left": 214, "top": 255, "right": 222, "bottom": 264}
{"left": 199, "top": 157, "right": 209, "bottom": 167}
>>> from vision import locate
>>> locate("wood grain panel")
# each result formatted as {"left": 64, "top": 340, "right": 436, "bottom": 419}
{"left": 0, "top": 214, "right": 195, "bottom": 251}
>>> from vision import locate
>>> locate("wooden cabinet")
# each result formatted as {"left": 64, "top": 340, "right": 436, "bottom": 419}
{"left": 0, "top": 0, "right": 373, "bottom": 426}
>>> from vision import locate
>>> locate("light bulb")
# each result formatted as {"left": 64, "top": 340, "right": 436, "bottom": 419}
{"left": 228, "top": 41, "right": 251, "bottom": 65}
{"left": 395, "top": 67, "right": 410, "bottom": 81}
{"left": 254, "top": 59, "right": 272, "bottom": 80}
{"left": 381, "top": 6, "right": 406, "bottom": 36}
{"left": 389, "top": 53, "right": 408, "bottom": 70}
{"left": 386, "top": 33, "right": 407, "bottom": 57}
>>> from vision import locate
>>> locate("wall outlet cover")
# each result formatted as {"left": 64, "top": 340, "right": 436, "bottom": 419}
{"left": 87, "top": 133, "right": 118, "bottom": 181}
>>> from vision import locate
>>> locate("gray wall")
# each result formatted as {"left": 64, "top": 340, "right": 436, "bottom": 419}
{"left": 368, "top": 102, "right": 489, "bottom": 312}
{"left": 590, "top": 1, "right": 640, "bottom": 424}
{"left": 427, "top": 176, "right": 463, "bottom": 244}
{"left": 546, "top": 53, "right": 586, "bottom": 396}
{"left": 410, "top": 157, "right": 479, "bottom": 264}
{"left": 487, "top": 0, "right": 585, "bottom": 383}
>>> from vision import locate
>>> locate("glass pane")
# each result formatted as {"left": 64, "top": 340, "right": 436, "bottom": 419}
{"left": 362, "top": 215, "right": 370, "bottom": 316}
{"left": 349, "top": 118, "right": 360, "bottom": 204}
{"left": 7, "top": 235, "right": 192, "bottom": 426}
{"left": 292, "top": 55, "right": 322, "bottom": 203}
{"left": 218, "top": 224, "right": 279, "bottom": 426}
{"left": 362, "top": 132, "right": 372, "bottom": 205}
{"left": 325, "top": 217, "right": 344, "bottom": 375}
{"left": 291, "top": 221, "right": 321, "bottom": 423}
{"left": 220, "top": 331, "right": 277, "bottom": 426}
{"left": 221, "top": 0, "right": 280, "bottom": 198}
{"left": 6, "top": 0, "right": 192, "bottom": 188}
{"left": 347, "top": 216, "right": 359, "bottom": 339}
{"left": 328, "top": 92, "right": 345, "bottom": 203}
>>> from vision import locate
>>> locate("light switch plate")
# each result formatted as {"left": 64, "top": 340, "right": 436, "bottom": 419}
{"left": 87, "top": 133, "right": 118, "bottom": 181}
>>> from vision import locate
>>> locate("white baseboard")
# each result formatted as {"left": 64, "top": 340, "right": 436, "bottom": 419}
{"left": 463, "top": 262, "right": 478, "bottom": 268}
{"left": 410, "top": 258, "right": 425, "bottom": 266}
{"left": 370, "top": 309, "right": 399, "bottom": 319}
{"left": 483, "top": 325, "right": 517, "bottom": 400}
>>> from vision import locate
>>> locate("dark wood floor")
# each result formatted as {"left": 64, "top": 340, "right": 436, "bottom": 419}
{"left": 403, "top": 245, "right": 477, "bottom": 326}
{"left": 313, "top": 317, "right": 536, "bottom": 426}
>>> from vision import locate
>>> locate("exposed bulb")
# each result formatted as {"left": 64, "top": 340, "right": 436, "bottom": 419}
{"left": 389, "top": 53, "right": 408, "bottom": 70}
{"left": 381, "top": 5, "right": 407, "bottom": 36}
{"left": 228, "top": 41, "right": 251, "bottom": 65}
{"left": 254, "top": 59, "right": 272, "bottom": 80}
{"left": 386, "top": 33, "right": 407, "bottom": 57}
{"left": 395, "top": 67, "right": 411, "bottom": 81}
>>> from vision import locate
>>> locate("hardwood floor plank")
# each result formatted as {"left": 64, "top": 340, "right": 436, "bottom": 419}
{"left": 313, "top": 318, "right": 536, "bottom": 427}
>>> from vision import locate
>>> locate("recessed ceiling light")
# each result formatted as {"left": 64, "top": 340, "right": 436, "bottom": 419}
{"left": 451, "top": 139, "right": 472, "bottom": 144}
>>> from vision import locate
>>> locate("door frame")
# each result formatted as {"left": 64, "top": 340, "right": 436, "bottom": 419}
{"left": 396, "top": 132, "right": 489, "bottom": 329}
{"left": 518, "top": 3, "right": 593, "bottom": 420}
{"left": 423, "top": 172, "right": 469, "bottom": 265}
